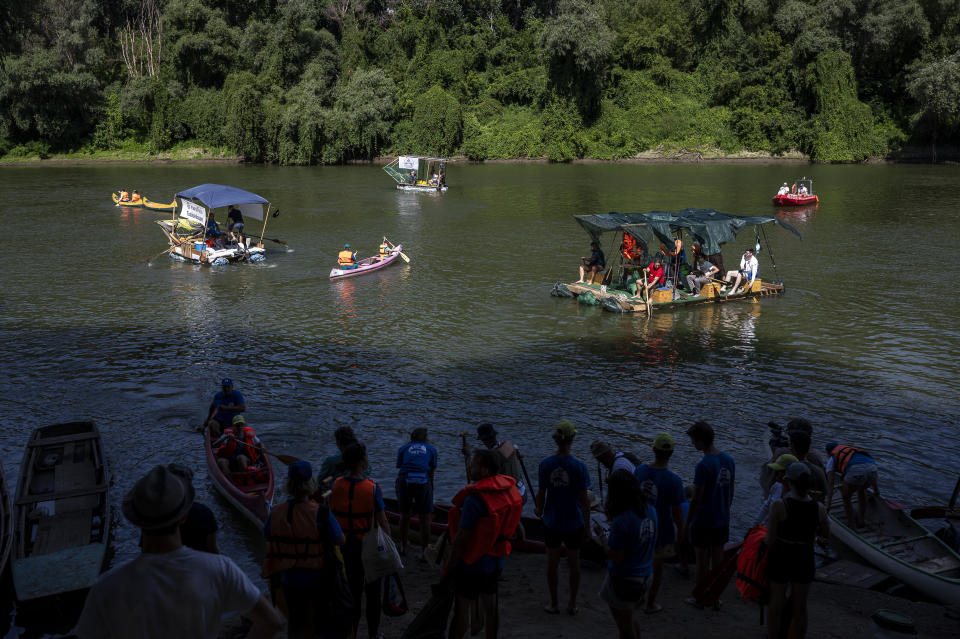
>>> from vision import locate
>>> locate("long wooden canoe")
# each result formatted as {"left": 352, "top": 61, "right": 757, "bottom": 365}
{"left": 204, "top": 427, "right": 274, "bottom": 526}
{"left": 0, "top": 459, "right": 12, "bottom": 576}
{"left": 12, "top": 421, "right": 110, "bottom": 601}
{"left": 829, "top": 493, "right": 960, "bottom": 605}
{"left": 382, "top": 496, "right": 607, "bottom": 562}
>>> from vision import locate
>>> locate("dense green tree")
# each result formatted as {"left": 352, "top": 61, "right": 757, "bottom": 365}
{"left": 907, "top": 52, "right": 960, "bottom": 160}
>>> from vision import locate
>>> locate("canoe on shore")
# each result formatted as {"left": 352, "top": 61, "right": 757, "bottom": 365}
{"left": 828, "top": 493, "right": 960, "bottom": 605}
{"left": 330, "top": 244, "right": 404, "bottom": 279}
{"left": 0, "top": 459, "right": 11, "bottom": 576}
{"left": 204, "top": 427, "right": 274, "bottom": 526}
{"left": 11, "top": 421, "right": 110, "bottom": 601}
{"left": 382, "top": 496, "right": 607, "bottom": 562}
{"left": 111, "top": 192, "right": 177, "bottom": 211}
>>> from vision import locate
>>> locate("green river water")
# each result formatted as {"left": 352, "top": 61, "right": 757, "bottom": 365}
{"left": 0, "top": 161, "right": 957, "bottom": 634}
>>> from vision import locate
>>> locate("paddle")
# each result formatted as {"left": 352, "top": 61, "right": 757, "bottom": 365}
{"left": 384, "top": 237, "right": 410, "bottom": 263}
{"left": 147, "top": 245, "right": 176, "bottom": 265}
{"left": 459, "top": 431, "right": 472, "bottom": 482}
{"left": 208, "top": 428, "right": 300, "bottom": 466}
{"left": 642, "top": 267, "right": 652, "bottom": 315}
{"left": 260, "top": 236, "right": 288, "bottom": 246}
{"left": 516, "top": 448, "right": 536, "bottom": 497}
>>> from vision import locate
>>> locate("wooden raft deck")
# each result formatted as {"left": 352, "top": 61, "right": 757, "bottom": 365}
{"left": 555, "top": 280, "right": 785, "bottom": 313}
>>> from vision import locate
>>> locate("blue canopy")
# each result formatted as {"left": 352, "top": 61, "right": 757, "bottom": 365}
{"left": 175, "top": 184, "right": 269, "bottom": 209}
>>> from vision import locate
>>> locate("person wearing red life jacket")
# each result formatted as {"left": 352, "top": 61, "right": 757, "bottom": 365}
{"left": 262, "top": 460, "right": 347, "bottom": 639}
{"left": 824, "top": 442, "right": 880, "bottom": 529}
{"left": 214, "top": 414, "right": 261, "bottom": 474}
{"left": 330, "top": 442, "right": 391, "bottom": 639}
{"left": 444, "top": 448, "right": 523, "bottom": 639}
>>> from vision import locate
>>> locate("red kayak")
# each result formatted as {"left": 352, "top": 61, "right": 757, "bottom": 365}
{"left": 204, "top": 427, "right": 274, "bottom": 525}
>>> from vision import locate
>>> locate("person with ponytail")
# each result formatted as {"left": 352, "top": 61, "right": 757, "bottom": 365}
{"left": 597, "top": 470, "right": 657, "bottom": 639}
{"left": 765, "top": 463, "right": 830, "bottom": 639}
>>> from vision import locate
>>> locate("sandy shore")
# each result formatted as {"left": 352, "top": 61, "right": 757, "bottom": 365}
{"left": 221, "top": 549, "right": 957, "bottom": 639}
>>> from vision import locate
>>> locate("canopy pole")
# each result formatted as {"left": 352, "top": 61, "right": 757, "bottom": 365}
{"left": 258, "top": 204, "right": 271, "bottom": 248}
{"left": 761, "top": 226, "right": 779, "bottom": 281}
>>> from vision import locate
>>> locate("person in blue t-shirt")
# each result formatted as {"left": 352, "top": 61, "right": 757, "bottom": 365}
{"left": 633, "top": 432, "right": 685, "bottom": 614}
{"left": 205, "top": 378, "right": 246, "bottom": 437}
{"left": 681, "top": 421, "right": 735, "bottom": 607}
{"left": 534, "top": 419, "right": 591, "bottom": 616}
{"left": 598, "top": 470, "right": 657, "bottom": 638}
{"left": 396, "top": 427, "right": 438, "bottom": 555}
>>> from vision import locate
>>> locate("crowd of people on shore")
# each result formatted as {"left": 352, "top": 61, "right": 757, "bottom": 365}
{"left": 72, "top": 382, "right": 884, "bottom": 639}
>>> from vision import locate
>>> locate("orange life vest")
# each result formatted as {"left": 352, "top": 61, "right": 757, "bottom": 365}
{"left": 735, "top": 525, "right": 769, "bottom": 601}
{"left": 330, "top": 477, "right": 376, "bottom": 541}
{"left": 622, "top": 233, "right": 638, "bottom": 260}
{"left": 828, "top": 445, "right": 865, "bottom": 475}
{"left": 338, "top": 249, "right": 355, "bottom": 266}
{"left": 379, "top": 242, "right": 390, "bottom": 256}
{"left": 119, "top": 190, "right": 130, "bottom": 201}
{"left": 216, "top": 425, "right": 260, "bottom": 463}
{"left": 261, "top": 500, "right": 326, "bottom": 578}
{"left": 448, "top": 475, "right": 523, "bottom": 566}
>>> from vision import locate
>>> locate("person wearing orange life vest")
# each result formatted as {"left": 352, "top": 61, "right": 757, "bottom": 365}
{"left": 444, "top": 448, "right": 523, "bottom": 639}
{"left": 330, "top": 442, "right": 391, "bottom": 639}
{"left": 131, "top": 189, "right": 141, "bottom": 202}
{"left": 621, "top": 232, "right": 642, "bottom": 263}
{"left": 378, "top": 237, "right": 391, "bottom": 261}
{"left": 262, "top": 460, "right": 347, "bottom": 639}
{"left": 337, "top": 243, "right": 358, "bottom": 270}
{"left": 824, "top": 442, "right": 880, "bottom": 529}
{"left": 118, "top": 189, "right": 131, "bottom": 202}
{"left": 214, "top": 414, "right": 261, "bottom": 474}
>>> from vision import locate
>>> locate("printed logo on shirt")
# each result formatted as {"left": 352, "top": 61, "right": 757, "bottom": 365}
{"left": 639, "top": 480, "right": 658, "bottom": 505}
{"left": 549, "top": 467, "right": 571, "bottom": 488}
{"left": 639, "top": 515, "right": 656, "bottom": 545}
{"left": 717, "top": 467, "right": 732, "bottom": 488}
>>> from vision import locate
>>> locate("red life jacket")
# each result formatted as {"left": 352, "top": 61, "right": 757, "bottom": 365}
{"left": 216, "top": 426, "right": 260, "bottom": 463}
{"left": 622, "top": 233, "right": 638, "bottom": 260}
{"left": 330, "top": 477, "right": 376, "bottom": 541}
{"left": 735, "top": 525, "right": 769, "bottom": 601}
{"left": 448, "top": 475, "right": 523, "bottom": 566}
{"left": 261, "top": 500, "right": 326, "bottom": 578}
{"left": 828, "top": 445, "right": 864, "bottom": 475}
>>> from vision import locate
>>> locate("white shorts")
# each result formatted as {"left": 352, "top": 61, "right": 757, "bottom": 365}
{"left": 844, "top": 462, "right": 878, "bottom": 487}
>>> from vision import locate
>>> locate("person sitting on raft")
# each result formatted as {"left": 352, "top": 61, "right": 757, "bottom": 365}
{"left": 577, "top": 242, "right": 605, "bottom": 284}
{"left": 227, "top": 205, "right": 244, "bottom": 244}
{"left": 214, "top": 414, "right": 262, "bottom": 474}
{"left": 644, "top": 258, "right": 665, "bottom": 296}
{"left": 777, "top": 182, "right": 790, "bottom": 196}
{"left": 206, "top": 377, "right": 246, "bottom": 438}
{"left": 720, "top": 248, "right": 758, "bottom": 295}
{"left": 206, "top": 212, "right": 226, "bottom": 249}
{"left": 338, "top": 243, "right": 358, "bottom": 269}
{"left": 118, "top": 189, "right": 131, "bottom": 202}
{"left": 798, "top": 183, "right": 809, "bottom": 196}
{"left": 131, "top": 189, "right": 141, "bottom": 202}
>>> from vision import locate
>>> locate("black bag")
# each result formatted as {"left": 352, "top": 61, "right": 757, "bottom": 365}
{"left": 400, "top": 582, "right": 454, "bottom": 639}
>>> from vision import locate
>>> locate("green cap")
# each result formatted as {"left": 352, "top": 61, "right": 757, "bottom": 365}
{"left": 652, "top": 433, "right": 674, "bottom": 451}
{"left": 555, "top": 420, "right": 577, "bottom": 438}
{"left": 767, "top": 453, "right": 798, "bottom": 471}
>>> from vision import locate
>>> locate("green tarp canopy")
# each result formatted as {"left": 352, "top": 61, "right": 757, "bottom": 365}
{"left": 575, "top": 209, "right": 801, "bottom": 255}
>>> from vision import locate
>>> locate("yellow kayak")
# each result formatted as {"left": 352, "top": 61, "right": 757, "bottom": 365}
{"left": 112, "top": 192, "right": 176, "bottom": 212}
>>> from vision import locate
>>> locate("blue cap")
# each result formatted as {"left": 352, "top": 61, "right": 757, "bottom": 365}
{"left": 825, "top": 441, "right": 838, "bottom": 454}
{"left": 221, "top": 377, "right": 233, "bottom": 387}
{"left": 288, "top": 460, "right": 312, "bottom": 481}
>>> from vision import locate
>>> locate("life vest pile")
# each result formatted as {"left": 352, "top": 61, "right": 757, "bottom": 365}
{"left": 448, "top": 475, "right": 523, "bottom": 565}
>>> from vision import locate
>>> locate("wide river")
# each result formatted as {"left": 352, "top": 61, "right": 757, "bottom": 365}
{"left": 1, "top": 162, "right": 957, "bottom": 633}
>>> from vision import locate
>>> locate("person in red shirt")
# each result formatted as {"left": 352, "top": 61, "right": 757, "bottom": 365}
{"left": 643, "top": 258, "right": 665, "bottom": 297}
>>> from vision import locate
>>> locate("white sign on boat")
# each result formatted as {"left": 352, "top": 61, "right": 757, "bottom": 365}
{"left": 181, "top": 199, "right": 207, "bottom": 225}
{"left": 398, "top": 156, "right": 418, "bottom": 170}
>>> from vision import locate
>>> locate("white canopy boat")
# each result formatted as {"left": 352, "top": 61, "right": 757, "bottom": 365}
{"left": 156, "top": 184, "right": 274, "bottom": 265}
{"left": 383, "top": 156, "right": 448, "bottom": 192}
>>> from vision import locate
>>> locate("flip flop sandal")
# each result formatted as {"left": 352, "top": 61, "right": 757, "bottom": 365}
{"left": 644, "top": 604, "right": 663, "bottom": 614}
{"left": 543, "top": 605, "right": 561, "bottom": 614}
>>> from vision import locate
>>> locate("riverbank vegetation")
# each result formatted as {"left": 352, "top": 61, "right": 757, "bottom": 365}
{"left": 1, "top": 0, "right": 958, "bottom": 164}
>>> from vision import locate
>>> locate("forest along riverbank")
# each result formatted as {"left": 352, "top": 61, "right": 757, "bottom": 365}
{"left": 218, "top": 552, "right": 959, "bottom": 639}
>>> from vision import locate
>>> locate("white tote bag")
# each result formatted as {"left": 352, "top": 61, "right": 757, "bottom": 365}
{"left": 361, "top": 524, "right": 403, "bottom": 583}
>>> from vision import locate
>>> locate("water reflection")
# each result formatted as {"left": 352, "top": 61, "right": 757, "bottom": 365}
{"left": 774, "top": 203, "right": 818, "bottom": 222}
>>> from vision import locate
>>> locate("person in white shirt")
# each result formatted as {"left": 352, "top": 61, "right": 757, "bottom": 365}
{"left": 777, "top": 182, "right": 789, "bottom": 196}
{"left": 590, "top": 440, "right": 637, "bottom": 478}
{"left": 752, "top": 454, "right": 797, "bottom": 527}
{"left": 720, "top": 248, "right": 759, "bottom": 295}
{"left": 75, "top": 465, "right": 284, "bottom": 639}
{"left": 798, "top": 183, "right": 808, "bottom": 196}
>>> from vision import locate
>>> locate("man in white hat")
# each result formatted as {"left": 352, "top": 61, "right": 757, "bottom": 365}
{"left": 777, "top": 182, "right": 790, "bottom": 196}
{"left": 75, "top": 464, "right": 283, "bottom": 639}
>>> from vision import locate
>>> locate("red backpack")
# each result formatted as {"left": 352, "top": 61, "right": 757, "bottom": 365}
{"left": 736, "top": 525, "right": 770, "bottom": 602}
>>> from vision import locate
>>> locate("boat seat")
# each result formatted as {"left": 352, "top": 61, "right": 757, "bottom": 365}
{"left": 913, "top": 554, "right": 960, "bottom": 574}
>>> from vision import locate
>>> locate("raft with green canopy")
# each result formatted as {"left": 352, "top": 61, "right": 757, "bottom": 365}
{"left": 552, "top": 208, "right": 802, "bottom": 313}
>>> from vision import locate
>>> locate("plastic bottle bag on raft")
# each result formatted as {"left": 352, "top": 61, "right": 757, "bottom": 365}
{"left": 249, "top": 253, "right": 265, "bottom": 262}
{"left": 211, "top": 257, "right": 229, "bottom": 266}
{"left": 578, "top": 290, "right": 600, "bottom": 306}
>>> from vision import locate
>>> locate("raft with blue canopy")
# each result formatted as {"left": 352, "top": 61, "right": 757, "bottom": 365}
{"left": 552, "top": 208, "right": 801, "bottom": 313}
{"left": 156, "top": 184, "right": 274, "bottom": 265}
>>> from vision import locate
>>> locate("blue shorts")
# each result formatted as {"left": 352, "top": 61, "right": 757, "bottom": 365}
{"left": 396, "top": 477, "right": 433, "bottom": 515}
{"left": 339, "top": 264, "right": 357, "bottom": 270}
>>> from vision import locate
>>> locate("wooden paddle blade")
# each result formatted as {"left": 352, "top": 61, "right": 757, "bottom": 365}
{"left": 267, "top": 450, "right": 298, "bottom": 465}
{"left": 398, "top": 251, "right": 410, "bottom": 263}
